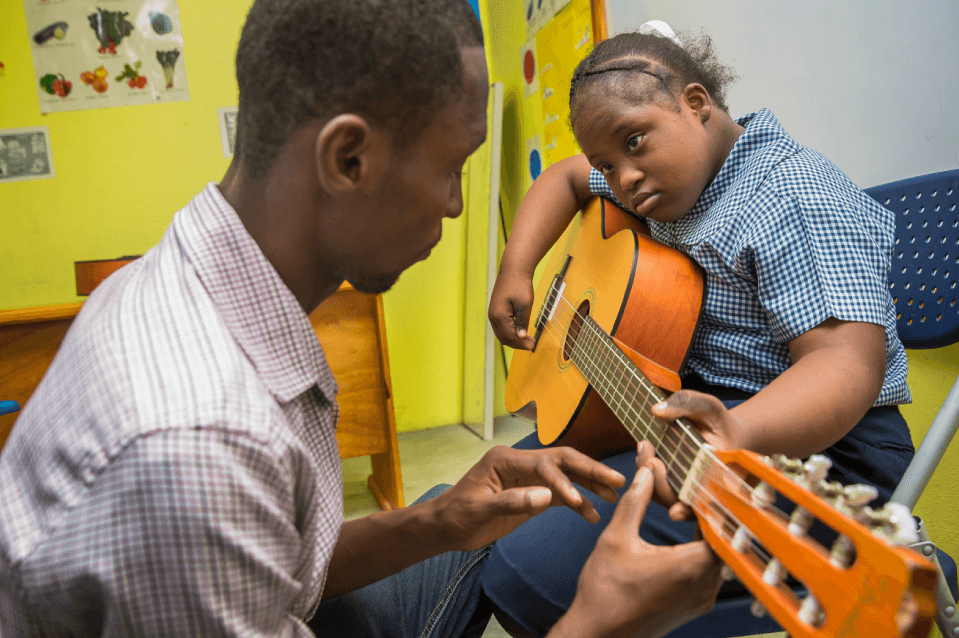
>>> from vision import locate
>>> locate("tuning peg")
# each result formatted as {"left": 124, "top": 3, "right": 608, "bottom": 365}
{"left": 820, "top": 480, "right": 844, "bottom": 503}
{"left": 875, "top": 502, "right": 920, "bottom": 545}
{"left": 750, "top": 598, "right": 767, "bottom": 618}
{"left": 762, "top": 558, "right": 787, "bottom": 586}
{"left": 842, "top": 483, "right": 878, "bottom": 508}
{"left": 798, "top": 595, "right": 825, "bottom": 627}
{"left": 751, "top": 480, "right": 776, "bottom": 507}
{"left": 721, "top": 565, "right": 737, "bottom": 581}
{"left": 829, "top": 535, "right": 856, "bottom": 568}
{"left": 782, "top": 456, "right": 804, "bottom": 476}
{"left": 803, "top": 454, "right": 832, "bottom": 483}
{"left": 788, "top": 505, "right": 813, "bottom": 537}
{"left": 731, "top": 526, "right": 750, "bottom": 551}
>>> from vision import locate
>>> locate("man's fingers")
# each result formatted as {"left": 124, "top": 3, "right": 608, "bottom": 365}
{"left": 606, "top": 466, "right": 653, "bottom": 531}
{"left": 638, "top": 440, "right": 680, "bottom": 508}
{"left": 549, "top": 447, "right": 626, "bottom": 496}
{"left": 669, "top": 502, "right": 695, "bottom": 521}
{"left": 492, "top": 486, "right": 553, "bottom": 519}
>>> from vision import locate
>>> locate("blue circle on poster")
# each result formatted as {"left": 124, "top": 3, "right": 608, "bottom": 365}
{"left": 529, "top": 149, "right": 542, "bottom": 180}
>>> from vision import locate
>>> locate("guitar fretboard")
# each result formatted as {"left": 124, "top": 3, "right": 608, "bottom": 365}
{"left": 568, "top": 314, "right": 702, "bottom": 494}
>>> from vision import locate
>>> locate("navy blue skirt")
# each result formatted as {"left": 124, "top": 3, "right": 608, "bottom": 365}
{"left": 480, "top": 376, "right": 915, "bottom": 637}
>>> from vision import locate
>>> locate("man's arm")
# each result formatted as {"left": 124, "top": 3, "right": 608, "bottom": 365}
{"left": 28, "top": 429, "right": 322, "bottom": 637}
{"left": 322, "top": 444, "right": 626, "bottom": 599}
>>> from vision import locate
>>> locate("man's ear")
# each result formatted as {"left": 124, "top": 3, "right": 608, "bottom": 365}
{"left": 682, "top": 83, "right": 713, "bottom": 124}
{"left": 315, "top": 114, "right": 378, "bottom": 194}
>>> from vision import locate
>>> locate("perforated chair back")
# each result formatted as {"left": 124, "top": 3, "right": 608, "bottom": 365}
{"left": 864, "top": 169, "right": 959, "bottom": 349}
{"left": 661, "top": 172, "right": 959, "bottom": 637}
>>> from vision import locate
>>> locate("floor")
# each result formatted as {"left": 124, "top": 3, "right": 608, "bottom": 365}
{"left": 340, "top": 415, "right": 785, "bottom": 638}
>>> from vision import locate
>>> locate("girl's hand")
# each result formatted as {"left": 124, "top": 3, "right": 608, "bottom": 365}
{"left": 488, "top": 268, "right": 537, "bottom": 350}
{"left": 644, "top": 390, "right": 747, "bottom": 521}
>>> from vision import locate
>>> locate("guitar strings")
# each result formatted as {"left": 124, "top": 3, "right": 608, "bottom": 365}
{"left": 532, "top": 287, "right": 794, "bottom": 527}
{"left": 533, "top": 284, "right": 704, "bottom": 484}
{"left": 533, "top": 304, "right": 785, "bottom": 570}
{"left": 533, "top": 314, "right": 786, "bottom": 575}
{"left": 533, "top": 284, "right": 700, "bottom": 477}
{"left": 535, "top": 304, "right": 702, "bottom": 485}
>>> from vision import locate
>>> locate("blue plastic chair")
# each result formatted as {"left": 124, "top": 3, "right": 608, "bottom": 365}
{"left": 662, "top": 170, "right": 959, "bottom": 637}
{"left": 0, "top": 401, "right": 19, "bottom": 417}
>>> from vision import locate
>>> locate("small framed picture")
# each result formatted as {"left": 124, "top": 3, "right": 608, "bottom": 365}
{"left": 218, "top": 106, "right": 238, "bottom": 157}
{"left": 0, "top": 127, "right": 55, "bottom": 183}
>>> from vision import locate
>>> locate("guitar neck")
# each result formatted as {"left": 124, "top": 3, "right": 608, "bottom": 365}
{"left": 568, "top": 314, "right": 705, "bottom": 497}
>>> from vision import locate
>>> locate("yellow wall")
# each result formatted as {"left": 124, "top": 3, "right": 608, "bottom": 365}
{"left": 900, "top": 345, "right": 959, "bottom": 583}
{"left": 0, "top": 0, "right": 468, "bottom": 432}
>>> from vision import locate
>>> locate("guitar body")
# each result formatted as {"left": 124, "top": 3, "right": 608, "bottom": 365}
{"left": 505, "top": 197, "right": 705, "bottom": 458}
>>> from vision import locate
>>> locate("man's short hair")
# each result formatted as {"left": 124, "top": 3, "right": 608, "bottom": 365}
{"left": 234, "top": 0, "right": 484, "bottom": 179}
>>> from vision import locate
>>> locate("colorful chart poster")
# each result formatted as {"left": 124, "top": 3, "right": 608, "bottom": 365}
{"left": 218, "top": 106, "right": 238, "bottom": 157}
{"left": 534, "top": 0, "right": 592, "bottom": 168}
{"left": 524, "top": 0, "right": 555, "bottom": 38}
{"left": 0, "top": 127, "right": 55, "bottom": 183}
{"left": 24, "top": 0, "right": 189, "bottom": 114}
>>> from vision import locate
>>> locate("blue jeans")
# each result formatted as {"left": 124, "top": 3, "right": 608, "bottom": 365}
{"left": 307, "top": 485, "right": 493, "bottom": 638}
{"left": 480, "top": 378, "right": 915, "bottom": 637}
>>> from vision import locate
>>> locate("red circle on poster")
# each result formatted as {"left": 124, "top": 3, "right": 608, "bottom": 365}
{"left": 523, "top": 49, "right": 536, "bottom": 85}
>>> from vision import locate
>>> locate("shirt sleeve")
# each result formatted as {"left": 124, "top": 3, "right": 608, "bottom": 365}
{"left": 587, "top": 166, "right": 632, "bottom": 211}
{"left": 20, "top": 428, "right": 320, "bottom": 637}
{"left": 749, "top": 181, "right": 895, "bottom": 343}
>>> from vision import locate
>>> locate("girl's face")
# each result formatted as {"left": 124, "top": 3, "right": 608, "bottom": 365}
{"left": 572, "top": 84, "right": 719, "bottom": 224}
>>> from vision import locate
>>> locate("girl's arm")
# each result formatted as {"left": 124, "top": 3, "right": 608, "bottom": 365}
{"left": 731, "top": 317, "right": 886, "bottom": 457}
{"left": 651, "top": 318, "right": 887, "bottom": 459}
{"left": 489, "top": 154, "right": 595, "bottom": 350}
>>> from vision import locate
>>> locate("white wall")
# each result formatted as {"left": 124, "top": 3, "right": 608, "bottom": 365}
{"left": 605, "top": 0, "right": 959, "bottom": 189}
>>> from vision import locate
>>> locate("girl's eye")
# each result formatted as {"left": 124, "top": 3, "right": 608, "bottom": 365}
{"left": 600, "top": 164, "right": 614, "bottom": 175}
{"left": 627, "top": 134, "right": 643, "bottom": 150}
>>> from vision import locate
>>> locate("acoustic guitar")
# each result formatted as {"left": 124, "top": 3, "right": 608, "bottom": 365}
{"left": 505, "top": 197, "right": 936, "bottom": 638}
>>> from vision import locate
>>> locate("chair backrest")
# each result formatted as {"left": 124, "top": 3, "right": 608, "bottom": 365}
{"left": 864, "top": 169, "right": 959, "bottom": 349}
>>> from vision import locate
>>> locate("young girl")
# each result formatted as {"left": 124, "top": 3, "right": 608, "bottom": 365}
{"left": 483, "top": 25, "right": 915, "bottom": 637}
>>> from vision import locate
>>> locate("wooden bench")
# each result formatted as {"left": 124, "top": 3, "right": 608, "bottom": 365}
{"left": 0, "top": 283, "right": 404, "bottom": 510}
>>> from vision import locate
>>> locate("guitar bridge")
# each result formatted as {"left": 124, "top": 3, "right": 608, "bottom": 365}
{"left": 532, "top": 255, "right": 572, "bottom": 352}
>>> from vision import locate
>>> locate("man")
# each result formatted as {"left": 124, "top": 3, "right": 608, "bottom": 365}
{"left": 0, "top": 1, "right": 722, "bottom": 636}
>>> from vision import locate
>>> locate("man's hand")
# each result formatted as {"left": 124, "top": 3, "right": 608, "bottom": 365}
{"left": 548, "top": 453, "right": 723, "bottom": 638}
{"left": 429, "top": 445, "right": 626, "bottom": 551}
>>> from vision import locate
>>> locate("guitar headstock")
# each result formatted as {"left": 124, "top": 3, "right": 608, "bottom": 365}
{"left": 692, "top": 447, "right": 937, "bottom": 638}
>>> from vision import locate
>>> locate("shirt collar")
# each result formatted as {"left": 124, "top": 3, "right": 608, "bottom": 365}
{"left": 173, "top": 183, "right": 338, "bottom": 404}
{"left": 651, "top": 108, "right": 801, "bottom": 242}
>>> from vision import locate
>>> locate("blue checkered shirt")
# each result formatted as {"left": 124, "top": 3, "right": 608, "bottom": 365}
{"left": 589, "top": 108, "right": 910, "bottom": 406}
{"left": 0, "top": 184, "right": 344, "bottom": 636}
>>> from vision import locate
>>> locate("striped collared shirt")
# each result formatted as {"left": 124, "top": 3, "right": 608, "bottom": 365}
{"left": 1, "top": 183, "right": 344, "bottom": 636}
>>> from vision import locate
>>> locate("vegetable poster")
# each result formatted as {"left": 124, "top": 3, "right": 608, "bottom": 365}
{"left": 24, "top": 0, "right": 189, "bottom": 114}
{"left": 534, "top": 0, "right": 591, "bottom": 167}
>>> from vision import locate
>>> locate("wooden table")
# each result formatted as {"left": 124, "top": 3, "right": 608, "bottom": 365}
{"left": 0, "top": 283, "right": 404, "bottom": 510}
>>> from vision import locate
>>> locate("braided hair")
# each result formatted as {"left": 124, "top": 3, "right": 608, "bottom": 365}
{"left": 569, "top": 30, "right": 738, "bottom": 124}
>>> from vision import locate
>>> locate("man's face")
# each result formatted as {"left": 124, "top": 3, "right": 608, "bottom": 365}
{"left": 326, "top": 46, "right": 489, "bottom": 294}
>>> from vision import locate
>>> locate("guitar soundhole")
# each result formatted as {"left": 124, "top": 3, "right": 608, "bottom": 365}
{"left": 562, "top": 300, "right": 590, "bottom": 361}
